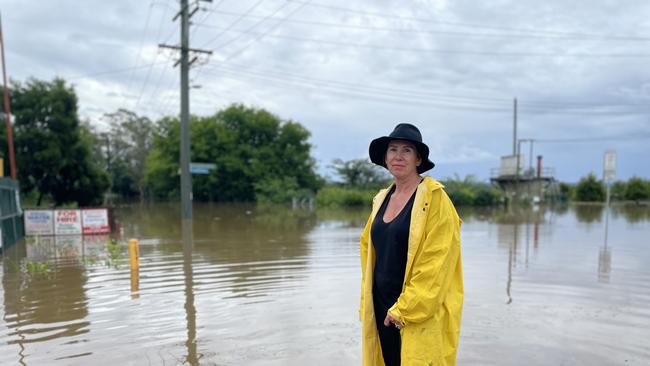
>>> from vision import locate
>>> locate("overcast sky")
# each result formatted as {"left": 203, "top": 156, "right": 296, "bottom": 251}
{"left": 2, "top": 0, "right": 649, "bottom": 182}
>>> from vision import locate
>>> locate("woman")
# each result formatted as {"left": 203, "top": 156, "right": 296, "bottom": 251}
{"left": 359, "top": 123, "right": 463, "bottom": 366}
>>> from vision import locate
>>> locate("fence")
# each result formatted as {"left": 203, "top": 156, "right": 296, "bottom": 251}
{"left": 0, "top": 177, "right": 24, "bottom": 252}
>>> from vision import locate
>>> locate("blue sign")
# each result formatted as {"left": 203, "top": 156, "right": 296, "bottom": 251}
{"left": 190, "top": 163, "right": 216, "bottom": 175}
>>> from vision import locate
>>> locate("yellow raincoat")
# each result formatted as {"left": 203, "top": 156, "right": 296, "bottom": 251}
{"left": 360, "top": 177, "right": 463, "bottom": 366}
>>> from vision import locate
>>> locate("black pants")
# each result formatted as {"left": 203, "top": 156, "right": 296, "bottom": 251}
{"left": 374, "top": 300, "right": 401, "bottom": 366}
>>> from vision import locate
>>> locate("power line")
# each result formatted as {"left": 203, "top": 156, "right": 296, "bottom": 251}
{"left": 196, "top": 63, "right": 650, "bottom": 115}
{"left": 215, "top": 0, "right": 312, "bottom": 63}
{"left": 205, "top": 63, "right": 508, "bottom": 105}
{"left": 191, "top": 0, "right": 309, "bottom": 92}
{"left": 196, "top": 24, "right": 650, "bottom": 58}
{"left": 204, "top": 62, "right": 649, "bottom": 110}
{"left": 189, "top": 0, "right": 283, "bottom": 91}
{"left": 67, "top": 61, "right": 173, "bottom": 80}
{"left": 198, "top": 66, "right": 513, "bottom": 112}
{"left": 122, "top": 1, "right": 156, "bottom": 99}
{"left": 200, "top": 9, "right": 650, "bottom": 42}
{"left": 189, "top": 0, "right": 274, "bottom": 89}
{"left": 143, "top": 54, "right": 177, "bottom": 114}
{"left": 133, "top": 2, "right": 173, "bottom": 109}
{"left": 285, "top": 0, "right": 649, "bottom": 41}
{"left": 535, "top": 136, "right": 650, "bottom": 143}
{"left": 198, "top": 0, "right": 266, "bottom": 49}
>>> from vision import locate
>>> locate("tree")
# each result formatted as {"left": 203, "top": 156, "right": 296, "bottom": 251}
{"left": 610, "top": 180, "right": 627, "bottom": 201}
{"left": 100, "top": 109, "right": 154, "bottom": 199}
{"left": 145, "top": 104, "right": 321, "bottom": 202}
{"left": 558, "top": 182, "right": 575, "bottom": 202}
{"left": 624, "top": 177, "right": 650, "bottom": 201}
{"left": 330, "top": 158, "right": 390, "bottom": 189}
{"left": 144, "top": 116, "right": 183, "bottom": 200}
{"left": 574, "top": 173, "right": 605, "bottom": 202}
{"left": 11, "top": 78, "right": 108, "bottom": 206}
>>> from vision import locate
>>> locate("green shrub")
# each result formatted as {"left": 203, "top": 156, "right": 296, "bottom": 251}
{"left": 610, "top": 181, "right": 627, "bottom": 201}
{"left": 446, "top": 187, "right": 475, "bottom": 206}
{"left": 254, "top": 176, "right": 312, "bottom": 204}
{"left": 473, "top": 186, "right": 503, "bottom": 206}
{"left": 316, "top": 186, "right": 376, "bottom": 207}
{"left": 575, "top": 173, "right": 605, "bottom": 202}
{"left": 558, "top": 182, "right": 575, "bottom": 201}
{"left": 442, "top": 174, "right": 503, "bottom": 206}
{"left": 624, "top": 177, "right": 650, "bottom": 201}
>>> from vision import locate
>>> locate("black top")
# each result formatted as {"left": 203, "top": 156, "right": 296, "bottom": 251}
{"left": 371, "top": 185, "right": 417, "bottom": 317}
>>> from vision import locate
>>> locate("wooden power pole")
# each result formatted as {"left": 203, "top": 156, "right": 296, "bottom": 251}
{"left": 0, "top": 13, "right": 17, "bottom": 180}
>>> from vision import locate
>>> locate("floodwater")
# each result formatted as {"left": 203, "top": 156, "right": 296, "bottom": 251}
{"left": 1, "top": 202, "right": 649, "bottom": 365}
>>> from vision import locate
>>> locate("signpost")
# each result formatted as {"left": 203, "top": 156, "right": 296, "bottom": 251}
{"left": 603, "top": 150, "right": 616, "bottom": 206}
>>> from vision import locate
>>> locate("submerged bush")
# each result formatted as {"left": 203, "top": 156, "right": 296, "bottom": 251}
{"left": 316, "top": 186, "right": 376, "bottom": 207}
{"left": 575, "top": 173, "right": 605, "bottom": 202}
{"left": 442, "top": 174, "right": 503, "bottom": 206}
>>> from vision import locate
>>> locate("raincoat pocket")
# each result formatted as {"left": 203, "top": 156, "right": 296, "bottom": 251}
{"left": 401, "top": 321, "right": 444, "bottom": 365}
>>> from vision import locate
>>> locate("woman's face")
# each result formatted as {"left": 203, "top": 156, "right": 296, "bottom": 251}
{"left": 385, "top": 140, "right": 422, "bottom": 178}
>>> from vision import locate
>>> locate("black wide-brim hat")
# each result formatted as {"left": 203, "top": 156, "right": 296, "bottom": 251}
{"left": 369, "top": 123, "right": 435, "bottom": 174}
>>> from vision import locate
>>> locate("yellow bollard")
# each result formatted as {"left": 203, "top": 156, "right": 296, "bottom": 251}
{"left": 130, "top": 266, "right": 140, "bottom": 298}
{"left": 129, "top": 239, "right": 139, "bottom": 270}
{"left": 129, "top": 239, "right": 140, "bottom": 298}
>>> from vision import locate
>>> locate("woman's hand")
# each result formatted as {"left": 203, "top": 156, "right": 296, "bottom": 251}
{"left": 384, "top": 313, "right": 404, "bottom": 329}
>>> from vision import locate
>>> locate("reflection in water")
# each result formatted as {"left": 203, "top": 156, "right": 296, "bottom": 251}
{"left": 182, "top": 219, "right": 198, "bottom": 366}
{"left": 574, "top": 204, "right": 604, "bottom": 223}
{"left": 612, "top": 203, "right": 650, "bottom": 223}
{"left": 2, "top": 237, "right": 90, "bottom": 364}
{"left": 491, "top": 205, "right": 546, "bottom": 305}
{"left": 598, "top": 206, "right": 612, "bottom": 283}
{"left": 1, "top": 202, "right": 649, "bottom": 365}
{"left": 460, "top": 203, "right": 650, "bottom": 365}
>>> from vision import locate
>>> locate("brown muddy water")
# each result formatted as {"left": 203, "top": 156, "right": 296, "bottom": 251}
{"left": 1, "top": 203, "right": 649, "bottom": 365}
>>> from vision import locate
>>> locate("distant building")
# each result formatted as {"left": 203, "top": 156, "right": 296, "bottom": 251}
{"left": 490, "top": 155, "right": 556, "bottom": 203}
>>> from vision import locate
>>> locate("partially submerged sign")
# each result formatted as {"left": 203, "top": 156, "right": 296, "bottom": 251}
{"left": 25, "top": 208, "right": 111, "bottom": 236}
{"left": 24, "top": 210, "right": 55, "bottom": 235}
{"left": 81, "top": 208, "right": 110, "bottom": 234}
{"left": 54, "top": 209, "right": 83, "bottom": 235}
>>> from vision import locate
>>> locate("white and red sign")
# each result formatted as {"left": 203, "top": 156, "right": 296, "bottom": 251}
{"left": 54, "top": 210, "right": 83, "bottom": 235}
{"left": 81, "top": 209, "right": 110, "bottom": 234}
{"left": 24, "top": 209, "right": 55, "bottom": 235}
